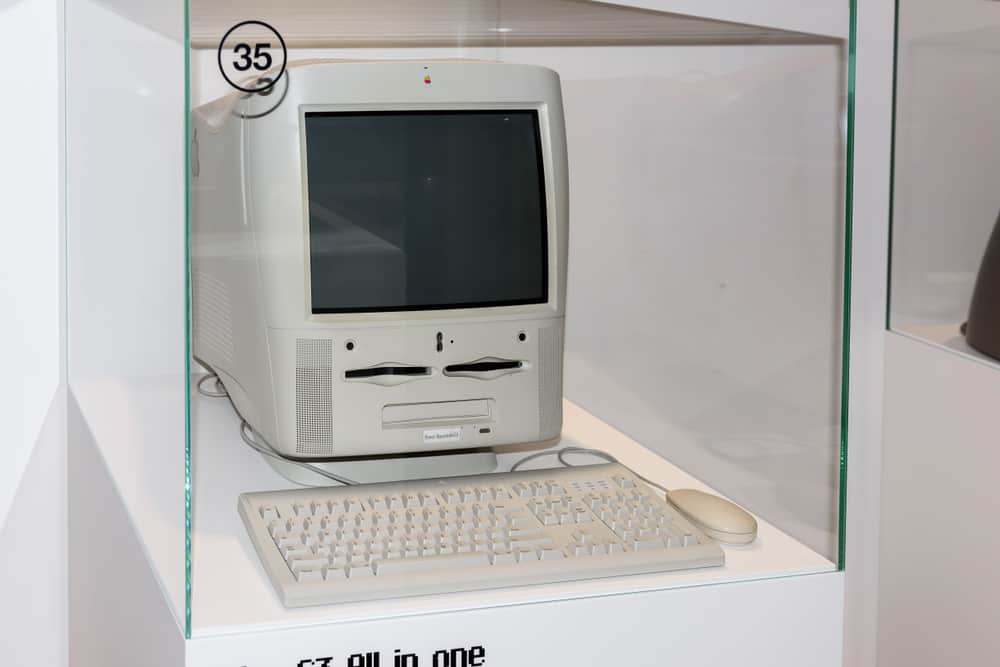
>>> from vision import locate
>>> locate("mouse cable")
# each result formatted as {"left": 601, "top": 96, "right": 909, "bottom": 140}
{"left": 197, "top": 372, "right": 358, "bottom": 486}
{"left": 509, "top": 446, "right": 670, "bottom": 494}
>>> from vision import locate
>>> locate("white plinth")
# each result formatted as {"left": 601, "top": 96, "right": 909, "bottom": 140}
{"left": 896, "top": 321, "right": 1000, "bottom": 370}
{"left": 69, "top": 375, "right": 842, "bottom": 666}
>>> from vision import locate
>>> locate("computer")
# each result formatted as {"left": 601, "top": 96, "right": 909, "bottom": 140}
{"left": 191, "top": 61, "right": 739, "bottom": 607}
{"left": 191, "top": 61, "right": 567, "bottom": 483}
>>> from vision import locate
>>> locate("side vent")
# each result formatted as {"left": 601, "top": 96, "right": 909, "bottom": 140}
{"left": 538, "top": 326, "right": 564, "bottom": 437}
{"left": 295, "top": 338, "right": 334, "bottom": 456}
{"left": 192, "top": 270, "right": 234, "bottom": 366}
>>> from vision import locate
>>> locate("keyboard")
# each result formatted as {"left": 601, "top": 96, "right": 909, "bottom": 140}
{"left": 238, "top": 462, "right": 725, "bottom": 607}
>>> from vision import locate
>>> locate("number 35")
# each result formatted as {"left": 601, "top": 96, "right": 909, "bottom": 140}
{"left": 233, "top": 43, "right": 272, "bottom": 72}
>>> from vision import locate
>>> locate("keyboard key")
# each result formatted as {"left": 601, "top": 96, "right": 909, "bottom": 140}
{"left": 515, "top": 549, "right": 539, "bottom": 562}
{"left": 613, "top": 476, "right": 636, "bottom": 489}
{"left": 633, "top": 538, "right": 667, "bottom": 551}
{"left": 295, "top": 569, "right": 323, "bottom": 582}
{"left": 348, "top": 566, "right": 375, "bottom": 579}
{"left": 281, "top": 545, "right": 311, "bottom": 559}
{"left": 290, "top": 556, "right": 329, "bottom": 572}
{"left": 512, "top": 537, "right": 554, "bottom": 550}
{"left": 490, "top": 551, "right": 516, "bottom": 565}
{"left": 373, "top": 552, "right": 488, "bottom": 576}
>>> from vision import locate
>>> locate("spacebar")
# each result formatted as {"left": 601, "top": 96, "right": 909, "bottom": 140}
{"left": 373, "top": 553, "right": 489, "bottom": 576}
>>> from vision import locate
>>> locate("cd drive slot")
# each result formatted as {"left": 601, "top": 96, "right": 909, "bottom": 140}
{"left": 345, "top": 365, "right": 431, "bottom": 379}
{"left": 382, "top": 399, "right": 492, "bottom": 426}
{"left": 444, "top": 360, "right": 522, "bottom": 373}
{"left": 442, "top": 358, "right": 526, "bottom": 380}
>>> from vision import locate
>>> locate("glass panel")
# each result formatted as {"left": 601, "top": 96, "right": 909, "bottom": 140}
{"left": 889, "top": 0, "right": 1000, "bottom": 367}
{"left": 185, "top": 0, "right": 852, "bottom": 638}
{"left": 554, "top": 42, "right": 847, "bottom": 562}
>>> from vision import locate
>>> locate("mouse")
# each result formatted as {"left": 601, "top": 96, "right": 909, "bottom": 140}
{"left": 666, "top": 488, "right": 758, "bottom": 545}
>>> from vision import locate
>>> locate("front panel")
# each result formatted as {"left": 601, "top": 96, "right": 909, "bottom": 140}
{"left": 268, "top": 318, "right": 564, "bottom": 458}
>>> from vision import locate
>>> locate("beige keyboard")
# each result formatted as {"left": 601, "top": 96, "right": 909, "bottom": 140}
{"left": 238, "top": 462, "right": 725, "bottom": 607}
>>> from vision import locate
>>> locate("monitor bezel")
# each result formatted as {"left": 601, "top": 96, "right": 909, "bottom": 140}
{"left": 299, "top": 101, "right": 560, "bottom": 324}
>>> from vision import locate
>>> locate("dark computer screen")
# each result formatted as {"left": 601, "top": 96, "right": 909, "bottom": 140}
{"left": 304, "top": 110, "right": 548, "bottom": 314}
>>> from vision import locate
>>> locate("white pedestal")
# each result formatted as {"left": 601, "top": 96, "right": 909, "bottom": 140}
{"left": 69, "top": 376, "right": 842, "bottom": 666}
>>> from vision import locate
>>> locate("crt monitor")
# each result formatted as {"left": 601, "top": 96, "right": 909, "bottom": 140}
{"left": 191, "top": 61, "right": 568, "bottom": 475}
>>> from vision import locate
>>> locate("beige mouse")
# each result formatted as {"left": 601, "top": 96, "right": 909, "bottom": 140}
{"left": 666, "top": 489, "right": 758, "bottom": 545}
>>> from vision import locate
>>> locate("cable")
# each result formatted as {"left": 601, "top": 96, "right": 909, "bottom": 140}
{"left": 509, "top": 445, "right": 617, "bottom": 472}
{"left": 197, "top": 372, "right": 357, "bottom": 486}
{"left": 196, "top": 373, "right": 229, "bottom": 398}
{"left": 239, "top": 421, "right": 358, "bottom": 486}
{"left": 509, "top": 445, "right": 670, "bottom": 494}
{"left": 555, "top": 446, "right": 617, "bottom": 467}
{"left": 508, "top": 449, "right": 565, "bottom": 472}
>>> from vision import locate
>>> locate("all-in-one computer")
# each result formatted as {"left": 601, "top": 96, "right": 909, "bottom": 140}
{"left": 192, "top": 61, "right": 567, "bottom": 483}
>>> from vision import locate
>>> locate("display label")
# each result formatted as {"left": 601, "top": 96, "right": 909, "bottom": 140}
{"left": 423, "top": 427, "right": 462, "bottom": 444}
{"left": 217, "top": 20, "right": 288, "bottom": 94}
{"left": 294, "top": 645, "right": 486, "bottom": 667}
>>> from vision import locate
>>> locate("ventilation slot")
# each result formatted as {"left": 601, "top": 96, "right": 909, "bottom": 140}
{"left": 193, "top": 270, "right": 234, "bottom": 366}
{"left": 538, "top": 326, "right": 564, "bottom": 436}
{"left": 295, "top": 339, "right": 334, "bottom": 456}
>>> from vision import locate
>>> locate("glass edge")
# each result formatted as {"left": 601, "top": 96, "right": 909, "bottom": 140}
{"left": 184, "top": 0, "right": 193, "bottom": 641}
{"left": 62, "top": 0, "right": 69, "bottom": 387}
{"left": 885, "top": 0, "right": 901, "bottom": 330}
{"left": 837, "top": 0, "right": 859, "bottom": 572}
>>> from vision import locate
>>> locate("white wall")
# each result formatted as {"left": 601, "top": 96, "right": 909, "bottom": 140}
{"left": 890, "top": 0, "right": 1000, "bottom": 329}
{"left": 0, "top": 0, "right": 65, "bottom": 664}
{"left": 879, "top": 334, "right": 1000, "bottom": 666}
{"left": 879, "top": 2, "right": 1000, "bottom": 666}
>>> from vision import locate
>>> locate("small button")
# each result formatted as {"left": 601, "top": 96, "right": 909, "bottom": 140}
{"left": 295, "top": 569, "right": 324, "bottom": 582}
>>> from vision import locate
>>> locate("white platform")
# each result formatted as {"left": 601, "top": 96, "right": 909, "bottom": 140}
{"left": 896, "top": 321, "right": 1000, "bottom": 371}
{"left": 71, "top": 375, "right": 835, "bottom": 640}
{"left": 879, "top": 331, "right": 1000, "bottom": 665}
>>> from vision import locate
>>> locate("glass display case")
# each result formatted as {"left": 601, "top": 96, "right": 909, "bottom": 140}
{"left": 66, "top": 0, "right": 854, "bottom": 658}
{"left": 889, "top": 0, "right": 1000, "bottom": 367}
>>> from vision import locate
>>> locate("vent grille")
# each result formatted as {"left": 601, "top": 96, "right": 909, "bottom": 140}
{"left": 538, "top": 325, "right": 564, "bottom": 436}
{"left": 295, "top": 338, "right": 334, "bottom": 456}
{"left": 193, "top": 270, "right": 234, "bottom": 365}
